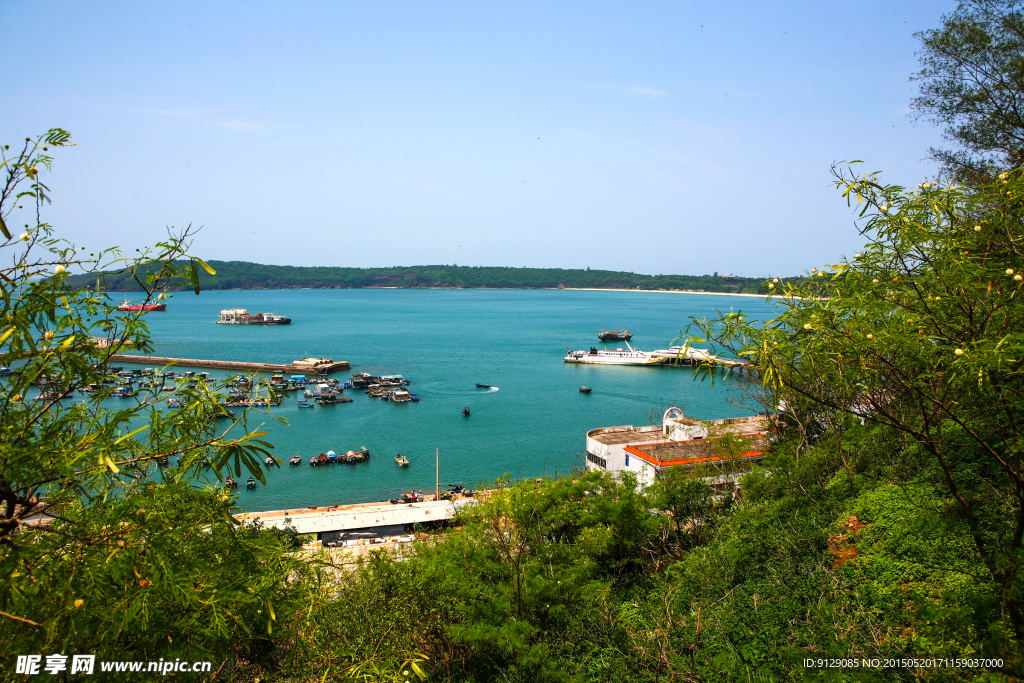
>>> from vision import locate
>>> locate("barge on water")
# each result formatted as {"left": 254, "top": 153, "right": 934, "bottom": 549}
{"left": 217, "top": 308, "right": 291, "bottom": 325}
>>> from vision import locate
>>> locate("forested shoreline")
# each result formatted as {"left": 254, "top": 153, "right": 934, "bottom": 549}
{"left": 63, "top": 261, "right": 775, "bottom": 294}
{"left": 7, "top": 1, "right": 1024, "bottom": 680}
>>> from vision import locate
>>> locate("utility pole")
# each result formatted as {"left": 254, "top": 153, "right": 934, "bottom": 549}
{"left": 436, "top": 448, "right": 440, "bottom": 501}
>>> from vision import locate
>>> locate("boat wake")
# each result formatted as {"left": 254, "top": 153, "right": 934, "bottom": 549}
{"left": 486, "top": 387, "right": 499, "bottom": 393}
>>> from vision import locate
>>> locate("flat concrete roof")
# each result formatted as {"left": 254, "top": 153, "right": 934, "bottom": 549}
{"left": 704, "top": 417, "right": 769, "bottom": 437}
{"left": 627, "top": 432, "right": 768, "bottom": 467}
{"left": 588, "top": 426, "right": 666, "bottom": 446}
{"left": 590, "top": 416, "right": 770, "bottom": 447}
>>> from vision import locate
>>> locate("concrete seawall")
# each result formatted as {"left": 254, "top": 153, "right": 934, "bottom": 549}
{"left": 109, "top": 354, "right": 351, "bottom": 374}
{"left": 244, "top": 498, "right": 477, "bottom": 534}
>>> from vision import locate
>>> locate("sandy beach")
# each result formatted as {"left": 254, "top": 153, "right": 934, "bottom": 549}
{"left": 561, "top": 287, "right": 771, "bottom": 298}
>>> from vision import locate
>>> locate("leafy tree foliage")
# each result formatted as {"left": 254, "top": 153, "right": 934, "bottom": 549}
{"left": 0, "top": 131, "right": 320, "bottom": 674}
{"left": 689, "top": 165, "right": 1024, "bottom": 670}
{"left": 913, "top": 0, "right": 1024, "bottom": 182}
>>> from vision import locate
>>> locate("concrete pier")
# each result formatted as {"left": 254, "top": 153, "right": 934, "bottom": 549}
{"left": 243, "top": 498, "right": 477, "bottom": 535}
{"left": 649, "top": 346, "right": 753, "bottom": 372}
{"left": 109, "top": 354, "right": 350, "bottom": 374}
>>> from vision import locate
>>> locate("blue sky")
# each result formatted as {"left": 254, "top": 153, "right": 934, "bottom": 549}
{"left": 3, "top": 1, "right": 956, "bottom": 277}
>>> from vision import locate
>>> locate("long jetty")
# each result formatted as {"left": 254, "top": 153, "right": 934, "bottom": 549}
{"left": 109, "top": 354, "right": 351, "bottom": 374}
{"left": 649, "top": 346, "right": 753, "bottom": 372}
{"left": 246, "top": 498, "right": 478, "bottom": 535}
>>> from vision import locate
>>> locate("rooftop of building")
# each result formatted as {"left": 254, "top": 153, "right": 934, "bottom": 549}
{"left": 627, "top": 431, "right": 768, "bottom": 467}
{"left": 588, "top": 414, "right": 771, "bottom": 446}
{"left": 587, "top": 425, "right": 667, "bottom": 446}
{"left": 700, "top": 415, "right": 769, "bottom": 436}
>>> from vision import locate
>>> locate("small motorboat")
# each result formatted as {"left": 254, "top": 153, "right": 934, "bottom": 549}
{"left": 309, "top": 455, "right": 318, "bottom": 466}
{"left": 264, "top": 455, "right": 275, "bottom": 466}
{"left": 346, "top": 450, "right": 358, "bottom": 463}
{"left": 297, "top": 401, "right": 314, "bottom": 408}
{"left": 246, "top": 477, "right": 256, "bottom": 489}
{"left": 395, "top": 454, "right": 410, "bottom": 467}
{"left": 326, "top": 450, "right": 339, "bottom": 463}
{"left": 224, "top": 477, "right": 237, "bottom": 488}
{"left": 289, "top": 455, "right": 302, "bottom": 466}
{"left": 359, "top": 446, "right": 370, "bottom": 460}
{"left": 475, "top": 383, "right": 492, "bottom": 389}
{"left": 462, "top": 407, "right": 471, "bottom": 416}
{"left": 579, "top": 386, "right": 592, "bottom": 394}
{"left": 318, "top": 453, "right": 329, "bottom": 465}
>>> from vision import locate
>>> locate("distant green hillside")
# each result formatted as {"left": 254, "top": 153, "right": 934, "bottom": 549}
{"left": 64, "top": 261, "right": 778, "bottom": 294}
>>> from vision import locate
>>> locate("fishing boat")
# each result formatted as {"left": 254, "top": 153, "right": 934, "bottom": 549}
{"left": 326, "top": 450, "right": 339, "bottom": 463}
{"left": 579, "top": 386, "right": 593, "bottom": 393}
{"left": 289, "top": 455, "right": 302, "bottom": 466}
{"left": 564, "top": 342, "right": 662, "bottom": 366}
{"left": 462, "top": 407, "right": 471, "bottom": 416}
{"left": 358, "top": 446, "right": 370, "bottom": 460}
{"left": 264, "top": 455, "right": 275, "bottom": 466}
{"left": 118, "top": 296, "right": 166, "bottom": 312}
{"left": 475, "top": 383, "right": 492, "bottom": 388}
{"left": 298, "top": 401, "right": 314, "bottom": 408}
{"left": 395, "top": 454, "right": 410, "bottom": 467}
{"left": 224, "top": 477, "right": 237, "bottom": 488}
{"left": 317, "top": 453, "right": 329, "bottom": 465}
{"left": 309, "top": 455, "right": 319, "bottom": 466}
{"left": 246, "top": 477, "right": 257, "bottom": 489}
{"left": 598, "top": 328, "right": 632, "bottom": 341}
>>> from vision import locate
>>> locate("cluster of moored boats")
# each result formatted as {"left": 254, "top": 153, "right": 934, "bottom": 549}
{"left": 288, "top": 372, "right": 421, "bottom": 406}
{"left": 388, "top": 484, "right": 476, "bottom": 504}
{"left": 294, "top": 447, "right": 371, "bottom": 466}
{"left": 354, "top": 373, "right": 420, "bottom": 403}
{"left": 30, "top": 367, "right": 224, "bottom": 402}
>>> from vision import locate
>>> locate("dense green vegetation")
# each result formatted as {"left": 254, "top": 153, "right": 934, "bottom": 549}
{"left": 64, "top": 261, "right": 776, "bottom": 294}
{"left": 912, "top": 0, "right": 1024, "bottom": 183}
{"left": 7, "top": 2, "right": 1024, "bottom": 679}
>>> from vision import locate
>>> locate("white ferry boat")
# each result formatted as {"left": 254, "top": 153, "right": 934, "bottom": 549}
{"left": 217, "top": 308, "right": 291, "bottom": 325}
{"left": 564, "top": 342, "right": 663, "bottom": 366}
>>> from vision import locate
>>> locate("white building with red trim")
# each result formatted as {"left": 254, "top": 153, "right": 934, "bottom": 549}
{"left": 585, "top": 407, "right": 769, "bottom": 487}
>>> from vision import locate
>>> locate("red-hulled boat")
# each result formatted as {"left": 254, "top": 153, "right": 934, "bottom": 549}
{"left": 118, "top": 297, "right": 166, "bottom": 312}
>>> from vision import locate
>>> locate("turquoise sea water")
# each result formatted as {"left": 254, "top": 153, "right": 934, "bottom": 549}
{"left": 119, "top": 288, "right": 777, "bottom": 511}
